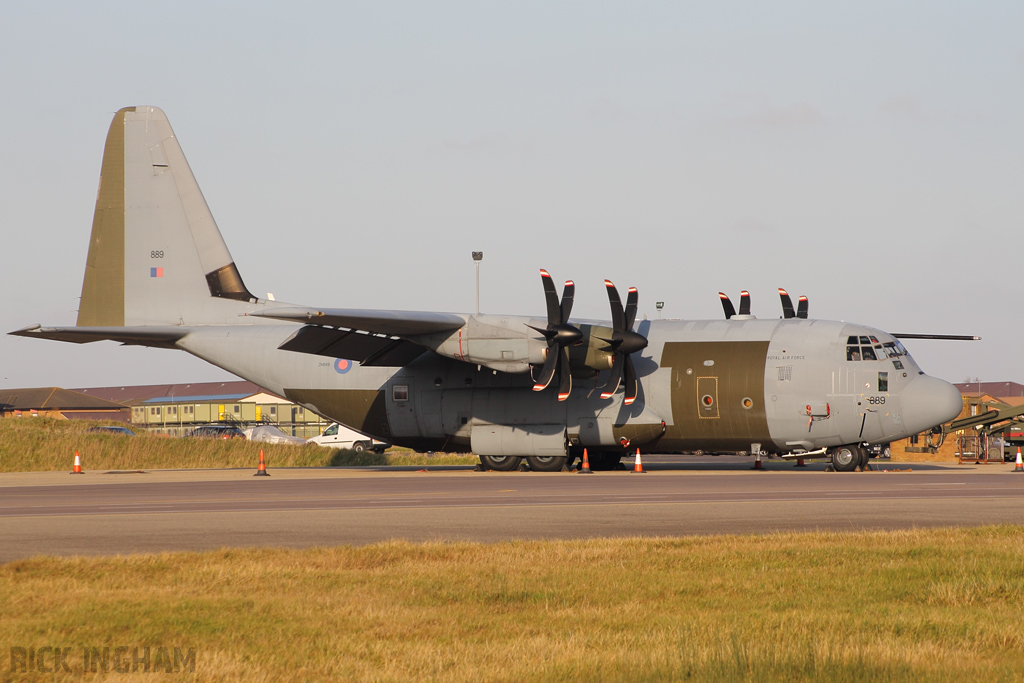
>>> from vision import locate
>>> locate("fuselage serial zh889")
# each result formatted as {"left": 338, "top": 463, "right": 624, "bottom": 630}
{"left": 12, "top": 107, "right": 967, "bottom": 472}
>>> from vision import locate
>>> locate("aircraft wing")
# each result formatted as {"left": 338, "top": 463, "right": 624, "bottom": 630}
{"left": 248, "top": 307, "right": 466, "bottom": 336}
{"left": 9, "top": 325, "right": 188, "bottom": 349}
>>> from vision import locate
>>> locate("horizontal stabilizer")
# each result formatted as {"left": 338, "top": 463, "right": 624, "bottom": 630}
{"left": 278, "top": 325, "right": 427, "bottom": 366}
{"left": 250, "top": 307, "right": 466, "bottom": 337}
{"left": 9, "top": 324, "right": 188, "bottom": 349}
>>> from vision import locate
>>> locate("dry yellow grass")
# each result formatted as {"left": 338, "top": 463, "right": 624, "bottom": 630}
{"left": 0, "top": 417, "right": 477, "bottom": 472}
{"left": 2, "top": 527, "right": 1023, "bottom": 681}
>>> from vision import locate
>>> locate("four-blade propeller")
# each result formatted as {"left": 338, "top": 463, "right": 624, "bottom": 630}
{"left": 528, "top": 270, "right": 582, "bottom": 401}
{"left": 598, "top": 280, "right": 649, "bottom": 405}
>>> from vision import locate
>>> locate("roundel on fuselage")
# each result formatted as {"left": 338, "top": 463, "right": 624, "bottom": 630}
{"left": 334, "top": 358, "right": 354, "bottom": 374}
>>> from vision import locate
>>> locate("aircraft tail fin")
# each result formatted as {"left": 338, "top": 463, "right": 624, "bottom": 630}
{"left": 77, "top": 106, "right": 257, "bottom": 327}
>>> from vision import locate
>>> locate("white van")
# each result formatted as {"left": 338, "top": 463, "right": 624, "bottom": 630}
{"left": 307, "top": 423, "right": 388, "bottom": 452}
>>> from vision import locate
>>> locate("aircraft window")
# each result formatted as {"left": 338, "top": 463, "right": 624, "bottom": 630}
{"left": 393, "top": 385, "right": 409, "bottom": 402}
{"left": 878, "top": 372, "right": 888, "bottom": 392}
{"left": 847, "top": 346, "right": 861, "bottom": 361}
{"left": 895, "top": 340, "right": 908, "bottom": 355}
{"left": 323, "top": 424, "right": 338, "bottom": 436}
{"left": 859, "top": 336, "right": 871, "bottom": 344}
{"left": 882, "top": 342, "right": 897, "bottom": 357}
{"left": 892, "top": 359, "right": 904, "bottom": 370}
{"left": 861, "top": 346, "right": 878, "bottom": 361}
{"left": 869, "top": 336, "right": 879, "bottom": 344}
{"left": 847, "top": 336, "right": 859, "bottom": 345}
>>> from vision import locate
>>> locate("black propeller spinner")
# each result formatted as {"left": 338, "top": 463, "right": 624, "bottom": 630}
{"left": 718, "top": 290, "right": 751, "bottom": 319}
{"left": 598, "top": 280, "right": 649, "bottom": 406}
{"left": 778, "top": 288, "right": 808, "bottom": 319}
{"left": 529, "top": 269, "right": 582, "bottom": 401}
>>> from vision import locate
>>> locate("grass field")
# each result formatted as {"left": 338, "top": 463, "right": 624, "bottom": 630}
{"left": 2, "top": 526, "right": 1023, "bottom": 681}
{"left": 0, "top": 417, "right": 478, "bottom": 472}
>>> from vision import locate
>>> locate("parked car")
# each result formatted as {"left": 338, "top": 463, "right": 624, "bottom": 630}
{"left": 307, "top": 423, "right": 388, "bottom": 452}
{"left": 242, "top": 425, "right": 307, "bottom": 446}
{"left": 89, "top": 425, "right": 136, "bottom": 436}
{"left": 190, "top": 425, "right": 245, "bottom": 439}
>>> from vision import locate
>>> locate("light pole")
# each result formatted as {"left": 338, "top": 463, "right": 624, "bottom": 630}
{"left": 472, "top": 251, "right": 483, "bottom": 315}
{"left": 656, "top": 301, "right": 664, "bottom": 320}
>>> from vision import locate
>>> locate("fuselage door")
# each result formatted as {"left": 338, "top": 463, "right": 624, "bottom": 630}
{"left": 696, "top": 376, "right": 720, "bottom": 419}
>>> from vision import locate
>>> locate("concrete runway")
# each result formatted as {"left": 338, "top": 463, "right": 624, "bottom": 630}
{"left": 1, "top": 457, "right": 1022, "bottom": 562}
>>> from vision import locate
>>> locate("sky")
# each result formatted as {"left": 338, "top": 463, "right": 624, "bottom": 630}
{"left": 1, "top": 1, "right": 1022, "bottom": 389}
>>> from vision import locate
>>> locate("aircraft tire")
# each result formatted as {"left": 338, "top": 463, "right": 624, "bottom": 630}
{"left": 831, "top": 445, "right": 860, "bottom": 472}
{"left": 526, "top": 456, "right": 567, "bottom": 472}
{"left": 480, "top": 455, "right": 522, "bottom": 472}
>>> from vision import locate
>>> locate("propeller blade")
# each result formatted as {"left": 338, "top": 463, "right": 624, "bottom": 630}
{"left": 624, "top": 287, "right": 638, "bottom": 329}
{"left": 532, "top": 343, "right": 559, "bottom": 391}
{"left": 557, "top": 346, "right": 572, "bottom": 401}
{"left": 797, "top": 295, "right": 808, "bottom": 319}
{"left": 779, "top": 288, "right": 795, "bottom": 319}
{"left": 539, "top": 269, "right": 560, "bottom": 326}
{"left": 559, "top": 280, "right": 575, "bottom": 323}
{"left": 738, "top": 291, "right": 751, "bottom": 316}
{"left": 719, "top": 292, "right": 736, "bottom": 319}
{"left": 623, "top": 355, "right": 638, "bottom": 406}
{"left": 599, "top": 354, "right": 624, "bottom": 399}
{"left": 605, "top": 280, "right": 625, "bottom": 330}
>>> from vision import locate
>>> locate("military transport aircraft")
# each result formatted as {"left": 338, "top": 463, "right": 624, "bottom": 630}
{"left": 11, "top": 107, "right": 969, "bottom": 472}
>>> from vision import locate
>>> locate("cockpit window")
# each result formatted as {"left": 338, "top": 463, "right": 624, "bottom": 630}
{"left": 846, "top": 334, "right": 911, "bottom": 362}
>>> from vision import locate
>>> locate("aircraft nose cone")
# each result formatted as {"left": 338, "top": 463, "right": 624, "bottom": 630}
{"left": 900, "top": 375, "right": 963, "bottom": 436}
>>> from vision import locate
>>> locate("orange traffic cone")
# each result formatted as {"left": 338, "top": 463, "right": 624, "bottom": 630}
{"left": 632, "top": 448, "right": 645, "bottom": 473}
{"left": 795, "top": 457, "right": 807, "bottom": 468}
{"left": 70, "top": 450, "right": 83, "bottom": 474}
{"left": 578, "top": 449, "right": 593, "bottom": 474}
{"left": 751, "top": 451, "right": 764, "bottom": 470}
{"left": 254, "top": 449, "right": 270, "bottom": 476}
{"left": 1014, "top": 447, "right": 1023, "bottom": 473}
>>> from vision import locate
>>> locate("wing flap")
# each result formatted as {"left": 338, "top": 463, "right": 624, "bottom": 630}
{"left": 278, "top": 325, "right": 427, "bottom": 366}
{"left": 250, "top": 307, "right": 465, "bottom": 337}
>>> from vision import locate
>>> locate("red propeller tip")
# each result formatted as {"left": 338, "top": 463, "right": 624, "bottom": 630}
{"left": 600, "top": 392, "right": 614, "bottom": 399}
{"left": 719, "top": 292, "right": 728, "bottom": 299}
{"left": 740, "top": 290, "right": 749, "bottom": 296}
{"left": 532, "top": 384, "right": 546, "bottom": 391}
{"left": 604, "top": 280, "right": 614, "bottom": 287}
{"left": 628, "top": 287, "right": 637, "bottom": 293}
{"left": 778, "top": 288, "right": 788, "bottom": 295}
{"left": 539, "top": 269, "right": 550, "bottom": 277}
{"left": 624, "top": 397, "right": 636, "bottom": 406}
{"left": 558, "top": 393, "right": 570, "bottom": 401}
{"left": 798, "top": 295, "right": 807, "bottom": 301}
{"left": 565, "top": 280, "right": 574, "bottom": 287}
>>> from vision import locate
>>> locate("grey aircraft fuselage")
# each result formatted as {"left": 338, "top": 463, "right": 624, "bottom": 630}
{"left": 10, "top": 106, "right": 964, "bottom": 469}
{"left": 174, "top": 312, "right": 958, "bottom": 459}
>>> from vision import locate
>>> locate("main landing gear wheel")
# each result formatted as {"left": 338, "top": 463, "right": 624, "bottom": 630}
{"left": 480, "top": 455, "right": 522, "bottom": 472}
{"left": 526, "top": 456, "right": 567, "bottom": 472}
{"left": 831, "top": 445, "right": 863, "bottom": 473}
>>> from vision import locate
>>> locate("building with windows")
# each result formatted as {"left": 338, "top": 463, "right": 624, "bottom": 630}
{"left": 72, "top": 381, "right": 329, "bottom": 437}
